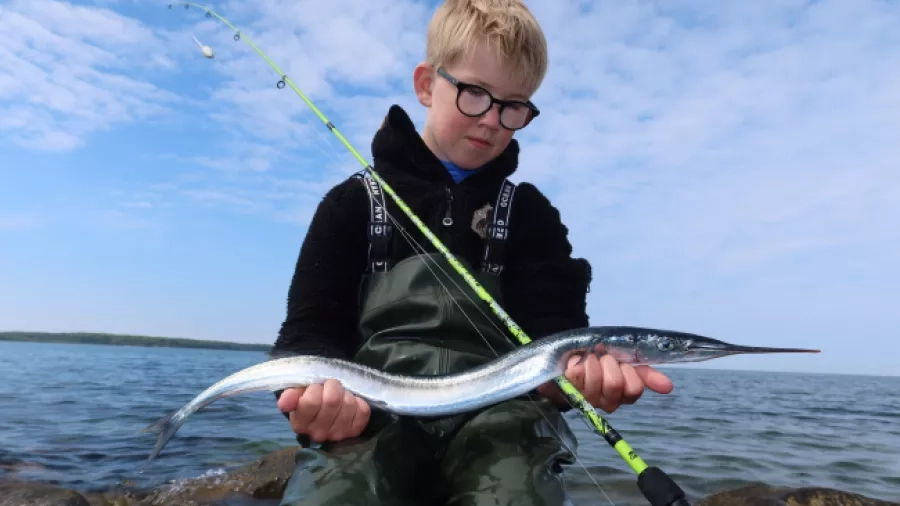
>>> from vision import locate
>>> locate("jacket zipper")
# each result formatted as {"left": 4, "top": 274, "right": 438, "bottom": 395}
{"left": 442, "top": 187, "right": 454, "bottom": 227}
{"left": 439, "top": 186, "right": 453, "bottom": 375}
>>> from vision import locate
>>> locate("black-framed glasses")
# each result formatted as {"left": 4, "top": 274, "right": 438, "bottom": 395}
{"left": 437, "top": 67, "right": 540, "bottom": 131}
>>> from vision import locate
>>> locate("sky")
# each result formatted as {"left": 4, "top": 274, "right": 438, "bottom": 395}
{"left": 1, "top": 0, "right": 897, "bottom": 377}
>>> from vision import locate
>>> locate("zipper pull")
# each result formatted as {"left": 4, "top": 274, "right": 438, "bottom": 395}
{"left": 442, "top": 187, "right": 453, "bottom": 227}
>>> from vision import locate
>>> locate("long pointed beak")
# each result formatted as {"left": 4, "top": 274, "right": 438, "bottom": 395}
{"left": 689, "top": 339, "right": 820, "bottom": 355}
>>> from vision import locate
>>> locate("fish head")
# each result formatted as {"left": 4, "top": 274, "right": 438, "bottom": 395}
{"left": 583, "top": 327, "right": 821, "bottom": 365}
{"left": 612, "top": 331, "right": 696, "bottom": 364}
{"left": 573, "top": 328, "right": 695, "bottom": 364}
{"left": 672, "top": 333, "right": 821, "bottom": 364}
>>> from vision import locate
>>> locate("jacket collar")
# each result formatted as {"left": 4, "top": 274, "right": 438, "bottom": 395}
{"left": 370, "top": 104, "right": 520, "bottom": 186}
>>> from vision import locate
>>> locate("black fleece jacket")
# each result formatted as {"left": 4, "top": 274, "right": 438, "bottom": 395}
{"left": 270, "top": 105, "right": 592, "bottom": 360}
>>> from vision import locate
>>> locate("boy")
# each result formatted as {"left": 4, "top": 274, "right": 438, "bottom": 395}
{"left": 271, "top": 1, "right": 674, "bottom": 504}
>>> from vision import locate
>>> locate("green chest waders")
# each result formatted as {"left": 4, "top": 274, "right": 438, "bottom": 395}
{"left": 279, "top": 176, "right": 578, "bottom": 506}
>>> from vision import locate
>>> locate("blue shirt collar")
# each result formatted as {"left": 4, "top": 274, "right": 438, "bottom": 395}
{"left": 441, "top": 160, "right": 482, "bottom": 183}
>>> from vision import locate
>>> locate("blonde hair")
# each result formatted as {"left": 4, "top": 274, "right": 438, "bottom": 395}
{"left": 425, "top": 0, "right": 549, "bottom": 96}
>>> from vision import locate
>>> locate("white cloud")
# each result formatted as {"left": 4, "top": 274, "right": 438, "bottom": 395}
{"left": 513, "top": 0, "right": 900, "bottom": 280}
{"left": 0, "top": 0, "right": 184, "bottom": 150}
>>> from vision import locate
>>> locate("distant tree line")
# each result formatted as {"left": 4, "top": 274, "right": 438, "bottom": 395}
{"left": 0, "top": 331, "right": 271, "bottom": 352}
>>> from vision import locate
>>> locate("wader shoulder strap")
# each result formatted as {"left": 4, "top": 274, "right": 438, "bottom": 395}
{"left": 355, "top": 174, "right": 392, "bottom": 273}
{"left": 481, "top": 179, "right": 516, "bottom": 276}
{"left": 356, "top": 175, "right": 515, "bottom": 276}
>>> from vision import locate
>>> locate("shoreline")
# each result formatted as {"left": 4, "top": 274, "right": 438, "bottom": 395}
{"left": 0, "top": 331, "right": 271, "bottom": 352}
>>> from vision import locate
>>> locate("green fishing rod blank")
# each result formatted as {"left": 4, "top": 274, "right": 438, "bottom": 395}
{"left": 168, "top": 3, "right": 692, "bottom": 505}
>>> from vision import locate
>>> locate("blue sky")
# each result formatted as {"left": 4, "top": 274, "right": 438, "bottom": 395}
{"left": 1, "top": 0, "right": 897, "bottom": 377}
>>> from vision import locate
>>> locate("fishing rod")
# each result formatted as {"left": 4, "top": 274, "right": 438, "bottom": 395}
{"left": 168, "top": 3, "right": 690, "bottom": 505}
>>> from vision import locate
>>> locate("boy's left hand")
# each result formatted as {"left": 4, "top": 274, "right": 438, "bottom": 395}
{"left": 536, "top": 353, "right": 674, "bottom": 413}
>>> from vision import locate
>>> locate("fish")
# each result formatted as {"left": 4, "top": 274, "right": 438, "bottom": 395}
{"left": 141, "top": 325, "right": 819, "bottom": 462}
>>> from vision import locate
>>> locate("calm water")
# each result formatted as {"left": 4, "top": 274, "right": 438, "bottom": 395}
{"left": 1, "top": 341, "right": 898, "bottom": 505}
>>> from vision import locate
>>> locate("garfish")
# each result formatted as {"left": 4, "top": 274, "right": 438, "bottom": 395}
{"left": 142, "top": 325, "right": 819, "bottom": 462}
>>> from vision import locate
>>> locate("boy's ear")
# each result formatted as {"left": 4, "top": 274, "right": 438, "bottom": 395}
{"left": 413, "top": 62, "right": 436, "bottom": 107}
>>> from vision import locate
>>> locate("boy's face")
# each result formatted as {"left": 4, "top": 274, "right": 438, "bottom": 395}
{"left": 414, "top": 42, "right": 537, "bottom": 170}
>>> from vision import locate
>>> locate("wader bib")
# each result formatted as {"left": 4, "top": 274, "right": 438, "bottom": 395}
{"left": 280, "top": 175, "right": 578, "bottom": 506}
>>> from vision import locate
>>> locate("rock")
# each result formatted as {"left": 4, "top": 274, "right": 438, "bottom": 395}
{"left": 5, "top": 448, "right": 899, "bottom": 506}
{"left": 219, "top": 445, "right": 298, "bottom": 499}
{"left": 84, "top": 446, "right": 299, "bottom": 506}
{"left": 0, "top": 480, "right": 91, "bottom": 506}
{"left": 695, "top": 484, "right": 900, "bottom": 506}
{"left": 83, "top": 490, "right": 145, "bottom": 506}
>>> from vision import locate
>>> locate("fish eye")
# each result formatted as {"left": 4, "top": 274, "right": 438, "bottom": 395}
{"left": 657, "top": 338, "right": 674, "bottom": 351}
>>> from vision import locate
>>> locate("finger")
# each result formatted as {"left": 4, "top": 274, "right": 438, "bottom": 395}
{"left": 566, "top": 354, "right": 585, "bottom": 372}
{"left": 598, "top": 354, "right": 625, "bottom": 412}
{"left": 308, "top": 379, "right": 344, "bottom": 441}
{"left": 634, "top": 366, "right": 674, "bottom": 394}
{"left": 328, "top": 390, "right": 358, "bottom": 441}
{"left": 564, "top": 355, "right": 586, "bottom": 389}
{"left": 349, "top": 396, "right": 371, "bottom": 437}
{"left": 277, "top": 387, "right": 305, "bottom": 413}
{"left": 292, "top": 384, "right": 322, "bottom": 433}
{"left": 619, "top": 363, "right": 645, "bottom": 405}
{"left": 579, "top": 354, "right": 603, "bottom": 404}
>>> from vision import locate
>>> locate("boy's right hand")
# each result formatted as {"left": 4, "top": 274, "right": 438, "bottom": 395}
{"left": 277, "top": 379, "right": 371, "bottom": 442}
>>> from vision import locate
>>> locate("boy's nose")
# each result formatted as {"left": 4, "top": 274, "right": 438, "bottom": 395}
{"left": 477, "top": 104, "right": 502, "bottom": 128}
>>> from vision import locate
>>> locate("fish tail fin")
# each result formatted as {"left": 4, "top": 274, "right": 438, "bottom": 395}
{"left": 141, "top": 409, "right": 184, "bottom": 463}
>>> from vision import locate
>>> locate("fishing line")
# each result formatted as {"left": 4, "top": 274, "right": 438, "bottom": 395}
{"left": 167, "top": 3, "right": 691, "bottom": 505}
